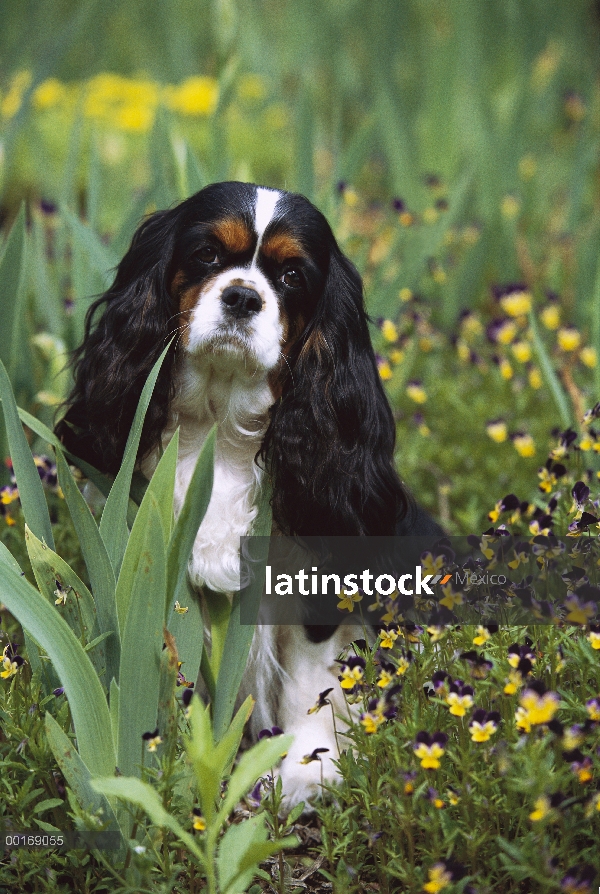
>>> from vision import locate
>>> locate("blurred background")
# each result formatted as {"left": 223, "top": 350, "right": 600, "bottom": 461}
{"left": 0, "top": 0, "right": 599, "bottom": 534}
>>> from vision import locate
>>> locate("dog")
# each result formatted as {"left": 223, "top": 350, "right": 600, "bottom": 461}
{"left": 56, "top": 181, "right": 441, "bottom": 805}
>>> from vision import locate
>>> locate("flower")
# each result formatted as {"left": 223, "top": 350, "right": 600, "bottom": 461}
{"left": 338, "top": 655, "right": 366, "bottom": 690}
{"left": 307, "top": 688, "right": 333, "bottom": 714}
{"left": 540, "top": 302, "right": 561, "bottom": 330}
{"left": 511, "top": 340, "right": 532, "bottom": 362}
{"left": 587, "top": 624, "right": 600, "bottom": 650}
{"left": 423, "top": 860, "right": 465, "bottom": 893}
{"left": 498, "top": 286, "right": 532, "bottom": 317}
{"left": 142, "top": 727, "right": 162, "bottom": 752}
{"left": 1, "top": 643, "right": 25, "bottom": 679}
{"left": 469, "top": 708, "right": 501, "bottom": 742}
{"left": 486, "top": 418, "right": 508, "bottom": 443}
{"left": 300, "top": 747, "right": 329, "bottom": 764}
{"left": 379, "top": 627, "right": 399, "bottom": 650}
{"left": 174, "top": 601, "right": 188, "bottom": 614}
{"left": 529, "top": 791, "right": 564, "bottom": 822}
{"left": 446, "top": 680, "right": 474, "bottom": 717}
{"left": 414, "top": 731, "right": 448, "bottom": 769}
{"left": 337, "top": 588, "right": 363, "bottom": 612}
{"left": 473, "top": 624, "right": 498, "bottom": 646}
{"left": 192, "top": 808, "right": 206, "bottom": 831}
{"left": 377, "top": 356, "right": 393, "bottom": 380}
{"left": 511, "top": 431, "right": 535, "bottom": 458}
{"left": 406, "top": 380, "right": 427, "bottom": 403}
{"left": 557, "top": 326, "right": 581, "bottom": 352}
{"left": 561, "top": 864, "right": 596, "bottom": 893}
{"left": 163, "top": 76, "right": 219, "bottom": 115}
{"left": 515, "top": 681, "right": 560, "bottom": 732}
{"left": 585, "top": 697, "right": 600, "bottom": 722}
{"left": 580, "top": 346, "right": 597, "bottom": 368}
{"left": 381, "top": 319, "right": 398, "bottom": 342}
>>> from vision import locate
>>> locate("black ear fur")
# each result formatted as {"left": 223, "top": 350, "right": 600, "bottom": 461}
{"left": 55, "top": 207, "right": 181, "bottom": 475}
{"left": 263, "top": 244, "right": 410, "bottom": 536}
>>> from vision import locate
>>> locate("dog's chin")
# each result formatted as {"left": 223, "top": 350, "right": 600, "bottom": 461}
{"left": 189, "top": 330, "right": 260, "bottom": 366}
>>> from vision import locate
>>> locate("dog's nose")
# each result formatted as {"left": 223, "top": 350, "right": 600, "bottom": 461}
{"left": 221, "top": 286, "right": 262, "bottom": 318}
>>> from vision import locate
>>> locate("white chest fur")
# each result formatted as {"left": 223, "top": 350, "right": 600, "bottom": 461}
{"left": 163, "top": 355, "right": 273, "bottom": 593}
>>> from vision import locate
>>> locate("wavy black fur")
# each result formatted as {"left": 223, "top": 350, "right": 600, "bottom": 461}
{"left": 261, "top": 243, "right": 410, "bottom": 537}
{"left": 55, "top": 206, "right": 182, "bottom": 474}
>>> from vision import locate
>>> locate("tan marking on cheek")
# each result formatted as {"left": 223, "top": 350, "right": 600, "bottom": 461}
{"left": 171, "top": 270, "right": 219, "bottom": 347}
{"left": 212, "top": 218, "right": 253, "bottom": 254}
{"left": 261, "top": 232, "right": 306, "bottom": 263}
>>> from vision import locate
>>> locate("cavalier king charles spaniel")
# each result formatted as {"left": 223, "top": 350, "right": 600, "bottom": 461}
{"left": 56, "top": 181, "right": 440, "bottom": 806}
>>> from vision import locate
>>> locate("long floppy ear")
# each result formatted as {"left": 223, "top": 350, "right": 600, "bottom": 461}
{"left": 55, "top": 207, "right": 181, "bottom": 475}
{"left": 263, "top": 245, "right": 410, "bottom": 536}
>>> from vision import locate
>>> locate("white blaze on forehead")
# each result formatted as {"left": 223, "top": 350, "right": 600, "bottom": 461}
{"left": 253, "top": 187, "right": 281, "bottom": 260}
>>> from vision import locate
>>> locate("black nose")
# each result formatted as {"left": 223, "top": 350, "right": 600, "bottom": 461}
{"left": 221, "top": 285, "right": 262, "bottom": 318}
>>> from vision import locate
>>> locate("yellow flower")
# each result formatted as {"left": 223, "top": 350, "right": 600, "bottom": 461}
{"left": 414, "top": 743, "right": 445, "bottom": 770}
{"left": 337, "top": 590, "right": 362, "bottom": 612}
{"left": 399, "top": 287, "right": 413, "bottom": 302}
{"left": 498, "top": 357, "right": 513, "bottom": 380}
{"left": 528, "top": 367, "right": 543, "bottom": 389}
{"left": 360, "top": 711, "right": 386, "bottom": 734}
{"left": 378, "top": 361, "right": 393, "bottom": 381}
{"left": 423, "top": 864, "right": 452, "bottom": 893}
{"left": 540, "top": 304, "right": 560, "bottom": 330}
{"left": 1, "top": 70, "right": 32, "bottom": 118}
{"left": 473, "top": 625, "right": 491, "bottom": 646}
{"left": 379, "top": 628, "right": 399, "bottom": 649}
{"left": 501, "top": 195, "right": 520, "bottom": 219}
{"left": 439, "top": 585, "right": 463, "bottom": 610}
{"left": 406, "top": 381, "right": 427, "bottom": 403}
{"left": 557, "top": 326, "right": 581, "bottom": 352}
{"left": 33, "top": 78, "right": 67, "bottom": 110}
{"left": 164, "top": 76, "right": 219, "bottom": 115}
{"left": 486, "top": 419, "right": 508, "bottom": 443}
{"left": 500, "top": 290, "right": 532, "bottom": 317}
{"left": 529, "top": 795, "right": 550, "bottom": 822}
{"left": 587, "top": 629, "right": 600, "bottom": 650}
{"left": 390, "top": 349, "right": 404, "bottom": 364}
{"left": 446, "top": 692, "right": 473, "bottom": 717}
{"left": 580, "top": 346, "right": 597, "bottom": 368}
{"left": 422, "top": 207, "right": 438, "bottom": 224}
{"left": 516, "top": 687, "right": 559, "bottom": 732}
{"left": 381, "top": 320, "right": 398, "bottom": 342}
{"left": 511, "top": 341, "right": 532, "bottom": 363}
{"left": 512, "top": 433, "right": 535, "bottom": 458}
{"left": 192, "top": 811, "right": 206, "bottom": 831}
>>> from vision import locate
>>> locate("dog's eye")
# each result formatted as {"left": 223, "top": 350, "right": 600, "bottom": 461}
{"left": 281, "top": 268, "right": 302, "bottom": 288}
{"left": 196, "top": 245, "right": 219, "bottom": 263}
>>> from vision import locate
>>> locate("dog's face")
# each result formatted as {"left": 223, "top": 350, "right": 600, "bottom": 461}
{"left": 168, "top": 183, "right": 332, "bottom": 372}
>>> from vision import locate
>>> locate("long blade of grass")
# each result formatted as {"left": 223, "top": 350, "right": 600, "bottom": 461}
{"left": 529, "top": 310, "right": 572, "bottom": 428}
{"left": 0, "top": 204, "right": 27, "bottom": 384}
{"left": 0, "top": 358, "right": 55, "bottom": 549}
{"left": 100, "top": 341, "right": 173, "bottom": 575}
{"left": 211, "top": 478, "right": 272, "bottom": 741}
{"left": 0, "top": 564, "right": 115, "bottom": 777}
{"left": 166, "top": 424, "right": 215, "bottom": 617}
{"left": 44, "top": 712, "right": 125, "bottom": 857}
{"left": 117, "top": 496, "right": 165, "bottom": 778}
{"left": 55, "top": 448, "right": 119, "bottom": 686}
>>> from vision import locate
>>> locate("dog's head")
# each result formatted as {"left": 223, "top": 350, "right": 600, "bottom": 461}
{"left": 57, "top": 182, "right": 409, "bottom": 535}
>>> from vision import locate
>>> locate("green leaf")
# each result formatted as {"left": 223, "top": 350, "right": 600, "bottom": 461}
{"left": 529, "top": 309, "right": 572, "bottom": 429}
{"left": 166, "top": 576, "right": 203, "bottom": 692}
{"left": 100, "top": 340, "right": 173, "bottom": 575}
{"left": 61, "top": 207, "right": 117, "bottom": 288}
{"left": 0, "top": 203, "right": 27, "bottom": 382}
{"left": 91, "top": 776, "right": 205, "bottom": 865}
{"left": 144, "top": 427, "right": 179, "bottom": 544}
{"left": 0, "top": 566, "right": 114, "bottom": 777}
{"left": 218, "top": 815, "right": 297, "bottom": 894}
{"left": 117, "top": 496, "right": 165, "bottom": 778}
{"left": 212, "top": 478, "right": 272, "bottom": 741}
{"left": 166, "top": 424, "right": 215, "bottom": 613}
{"left": 0, "top": 539, "right": 22, "bottom": 574}
{"left": 212, "top": 695, "right": 254, "bottom": 780}
{"left": 0, "top": 357, "right": 55, "bottom": 549}
{"left": 218, "top": 734, "right": 293, "bottom": 822}
{"left": 203, "top": 588, "right": 231, "bottom": 683}
{"left": 185, "top": 695, "right": 221, "bottom": 825}
{"left": 24, "top": 525, "right": 102, "bottom": 674}
{"left": 55, "top": 448, "right": 119, "bottom": 687}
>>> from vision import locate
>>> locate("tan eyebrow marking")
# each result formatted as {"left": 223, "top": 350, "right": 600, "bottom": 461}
{"left": 211, "top": 217, "right": 253, "bottom": 254}
{"left": 261, "top": 232, "right": 306, "bottom": 263}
